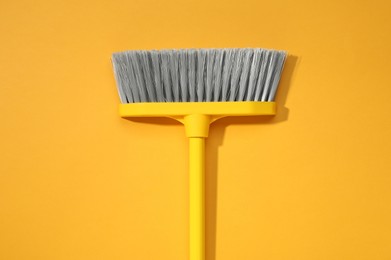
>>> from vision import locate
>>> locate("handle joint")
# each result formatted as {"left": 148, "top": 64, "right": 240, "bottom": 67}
{"left": 183, "top": 114, "right": 212, "bottom": 138}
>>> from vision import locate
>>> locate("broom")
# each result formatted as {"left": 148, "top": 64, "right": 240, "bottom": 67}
{"left": 111, "top": 48, "right": 286, "bottom": 260}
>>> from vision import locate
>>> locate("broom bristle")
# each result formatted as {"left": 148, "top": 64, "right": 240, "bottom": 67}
{"left": 112, "top": 48, "right": 286, "bottom": 103}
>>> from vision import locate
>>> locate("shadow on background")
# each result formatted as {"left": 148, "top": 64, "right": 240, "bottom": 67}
{"left": 122, "top": 55, "right": 298, "bottom": 260}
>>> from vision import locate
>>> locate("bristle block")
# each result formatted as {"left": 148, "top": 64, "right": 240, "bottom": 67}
{"left": 112, "top": 48, "right": 286, "bottom": 103}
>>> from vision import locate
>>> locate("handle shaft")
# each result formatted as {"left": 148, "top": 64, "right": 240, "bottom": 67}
{"left": 189, "top": 137, "right": 205, "bottom": 260}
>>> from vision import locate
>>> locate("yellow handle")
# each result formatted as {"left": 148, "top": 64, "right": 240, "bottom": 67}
{"left": 189, "top": 137, "right": 205, "bottom": 260}
{"left": 118, "top": 103, "right": 277, "bottom": 260}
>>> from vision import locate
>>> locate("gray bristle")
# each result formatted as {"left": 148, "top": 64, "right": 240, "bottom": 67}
{"left": 112, "top": 48, "right": 286, "bottom": 103}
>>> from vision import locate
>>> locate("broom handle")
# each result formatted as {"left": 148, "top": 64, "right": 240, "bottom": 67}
{"left": 189, "top": 137, "right": 205, "bottom": 260}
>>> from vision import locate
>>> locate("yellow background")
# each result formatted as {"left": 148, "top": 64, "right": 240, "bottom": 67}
{"left": 1, "top": 0, "right": 391, "bottom": 259}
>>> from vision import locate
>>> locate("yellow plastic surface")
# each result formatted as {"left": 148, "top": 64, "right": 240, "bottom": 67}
{"left": 119, "top": 101, "right": 276, "bottom": 118}
{"left": 189, "top": 137, "right": 205, "bottom": 260}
